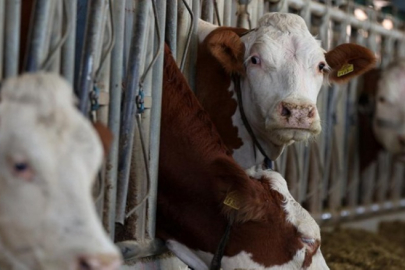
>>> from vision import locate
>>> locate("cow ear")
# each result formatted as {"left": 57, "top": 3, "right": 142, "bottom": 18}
{"left": 325, "top": 43, "right": 377, "bottom": 83}
{"left": 207, "top": 29, "right": 246, "bottom": 75}
{"left": 92, "top": 122, "right": 113, "bottom": 157}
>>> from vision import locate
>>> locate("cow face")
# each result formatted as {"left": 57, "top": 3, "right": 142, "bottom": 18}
{"left": 0, "top": 73, "right": 121, "bottom": 269}
{"left": 373, "top": 60, "right": 405, "bottom": 161}
{"left": 205, "top": 13, "right": 375, "bottom": 159}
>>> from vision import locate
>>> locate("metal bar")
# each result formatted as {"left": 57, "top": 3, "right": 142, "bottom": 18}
{"left": 320, "top": 199, "right": 405, "bottom": 223}
{"left": 147, "top": 0, "right": 166, "bottom": 239}
{"left": 61, "top": 0, "right": 77, "bottom": 84}
{"left": 0, "top": 0, "right": 5, "bottom": 79}
{"left": 201, "top": 0, "right": 214, "bottom": 23}
{"left": 165, "top": 0, "right": 177, "bottom": 59}
{"left": 187, "top": 0, "right": 199, "bottom": 91}
{"left": 24, "top": 0, "right": 53, "bottom": 72}
{"left": 4, "top": 0, "right": 21, "bottom": 78}
{"left": 76, "top": 0, "right": 107, "bottom": 115}
{"left": 103, "top": 0, "right": 125, "bottom": 240}
{"left": 287, "top": 0, "right": 405, "bottom": 38}
{"left": 223, "top": 0, "right": 232, "bottom": 26}
{"left": 132, "top": 10, "right": 154, "bottom": 241}
{"left": 115, "top": 0, "right": 150, "bottom": 225}
{"left": 48, "top": 0, "right": 62, "bottom": 72}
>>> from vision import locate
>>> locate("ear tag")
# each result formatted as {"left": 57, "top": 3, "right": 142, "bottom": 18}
{"left": 223, "top": 191, "right": 242, "bottom": 210}
{"left": 337, "top": 64, "right": 354, "bottom": 77}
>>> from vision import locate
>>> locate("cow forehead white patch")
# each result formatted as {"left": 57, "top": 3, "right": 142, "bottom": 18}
{"left": 243, "top": 13, "right": 324, "bottom": 67}
{"left": 246, "top": 168, "right": 320, "bottom": 240}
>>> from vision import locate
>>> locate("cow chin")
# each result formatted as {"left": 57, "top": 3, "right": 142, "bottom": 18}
{"left": 269, "top": 128, "right": 320, "bottom": 146}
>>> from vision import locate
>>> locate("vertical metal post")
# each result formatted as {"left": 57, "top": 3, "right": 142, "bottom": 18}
{"left": 187, "top": 0, "right": 199, "bottom": 91}
{"left": 165, "top": 0, "right": 177, "bottom": 58}
{"left": 4, "top": 0, "right": 21, "bottom": 78}
{"left": 76, "top": 0, "right": 107, "bottom": 115}
{"left": 61, "top": 0, "right": 77, "bottom": 85}
{"left": 223, "top": 0, "right": 232, "bottom": 26}
{"left": 201, "top": 0, "right": 214, "bottom": 23}
{"left": 24, "top": 0, "right": 53, "bottom": 72}
{"left": 0, "top": 0, "right": 5, "bottom": 79}
{"left": 115, "top": 0, "right": 150, "bottom": 225}
{"left": 48, "top": 0, "right": 62, "bottom": 72}
{"left": 103, "top": 0, "right": 125, "bottom": 240}
{"left": 147, "top": 0, "right": 166, "bottom": 239}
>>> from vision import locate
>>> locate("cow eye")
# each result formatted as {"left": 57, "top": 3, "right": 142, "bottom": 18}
{"left": 251, "top": 56, "right": 261, "bottom": 65}
{"left": 318, "top": 62, "right": 326, "bottom": 72}
{"left": 15, "top": 162, "right": 28, "bottom": 172}
{"left": 378, "top": 96, "right": 385, "bottom": 103}
{"left": 9, "top": 157, "right": 34, "bottom": 181}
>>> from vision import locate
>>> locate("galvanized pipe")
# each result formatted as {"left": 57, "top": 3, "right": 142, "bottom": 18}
{"left": 187, "top": 0, "right": 199, "bottom": 91}
{"left": 115, "top": 0, "right": 150, "bottom": 225}
{"left": 48, "top": 0, "right": 62, "bottom": 72}
{"left": 0, "top": 0, "right": 5, "bottom": 80}
{"left": 223, "top": 0, "right": 232, "bottom": 26}
{"left": 287, "top": 0, "right": 405, "bottom": 39}
{"left": 76, "top": 0, "right": 107, "bottom": 115}
{"left": 24, "top": 0, "right": 53, "bottom": 72}
{"left": 4, "top": 0, "right": 21, "bottom": 78}
{"left": 0, "top": 0, "right": 5, "bottom": 79}
{"left": 103, "top": 0, "right": 125, "bottom": 240}
{"left": 201, "top": 0, "right": 214, "bottom": 23}
{"left": 61, "top": 0, "right": 77, "bottom": 85}
{"left": 165, "top": 0, "right": 177, "bottom": 57}
{"left": 147, "top": 0, "right": 166, "bottom": 239}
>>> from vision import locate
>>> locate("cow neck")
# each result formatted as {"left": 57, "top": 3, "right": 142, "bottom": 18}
{"left": 232, "top": 74, "right": 273, "bottom": 169}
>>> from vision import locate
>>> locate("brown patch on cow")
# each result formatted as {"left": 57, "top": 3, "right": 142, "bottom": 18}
{"left": 358, "top": 68, "right": 384, "bottom": 171}
{"left": 157, "top": 45, "right": 303, "bottom": 268}
{"left": 93, "top": 121, "right": 113, "bottom": 157}
{"left": 325, "top": 43, "right": 377, "bottom": 83}
{"left": 196, "top": 27, "right": 249, "bottom": 154}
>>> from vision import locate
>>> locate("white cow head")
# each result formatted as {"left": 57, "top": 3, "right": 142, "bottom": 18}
{"left": 0, "top": 73, "right": 121, "bottom": 269}
{"left": 373, "top": 60, "right": 405, "bottom": 161}
{"left": 199, "top": 13, "right": 376, "bottom": 161}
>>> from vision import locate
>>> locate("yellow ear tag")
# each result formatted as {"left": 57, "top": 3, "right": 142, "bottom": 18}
{"left": 337, "top": 64, "right": 354, "bottom": 77}
{"left": 223, "top": 191, "right": 242, "bottom": 210}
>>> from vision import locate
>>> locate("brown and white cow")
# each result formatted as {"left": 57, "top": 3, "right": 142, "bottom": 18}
{"left": 358, "top": 59, "right": 405, "bottom": 169}
{"left": 157, "top": 44, "right": 328, "bottom": 270}
{"left": 0, "top": 73, "right": 121, "bottom": 270}
{"left": 196, "top": 12, "right": 376, "bottom": 169}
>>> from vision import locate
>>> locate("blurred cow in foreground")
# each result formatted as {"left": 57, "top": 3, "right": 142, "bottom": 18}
{"left": 0, "top": 73, "right": 121, "bottom": 270}
{"left": 358, "top": 60, "right": 405, "bottom": 170}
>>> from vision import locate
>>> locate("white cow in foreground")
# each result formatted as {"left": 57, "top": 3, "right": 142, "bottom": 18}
{"left": 0, "top": 73, "right": 121, "bottom": 269}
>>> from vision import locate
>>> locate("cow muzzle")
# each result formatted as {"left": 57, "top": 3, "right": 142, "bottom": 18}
{"left": 278, "top": 101, "right": 320, "bottom": 132}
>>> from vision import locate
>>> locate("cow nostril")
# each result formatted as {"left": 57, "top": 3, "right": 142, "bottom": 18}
{"left": 281, "top": 105, "right": 291, "bottom": 117}
{"left": 78, "top": 258, "right": 92, "bottom": 270}
{"left": 308, "top": 107, "right": 315, "bottom": 118}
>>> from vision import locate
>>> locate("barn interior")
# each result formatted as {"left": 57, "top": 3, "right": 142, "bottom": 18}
{"left": 2, "top": 0, "right": 405, "bottom": 269}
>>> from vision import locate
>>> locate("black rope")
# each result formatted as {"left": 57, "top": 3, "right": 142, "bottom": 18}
{"left": 209, "top": 220, "right": 233, "bottom": 270}
{"left": 232, "top": 75, "right": 273, "bottom": 170}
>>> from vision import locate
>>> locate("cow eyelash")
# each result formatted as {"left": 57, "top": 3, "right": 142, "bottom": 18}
{"left": 318, "top": 62, "right": 329, "bottom": 73}
{"left": 246, "top": 55, "right": 261, "bottom": 65}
